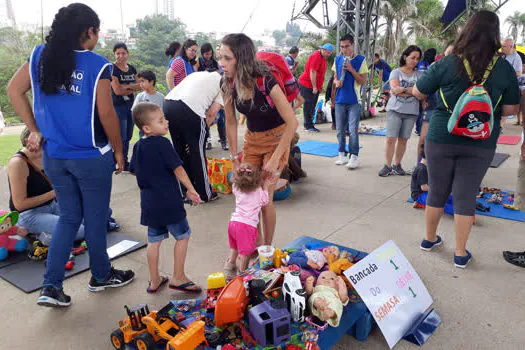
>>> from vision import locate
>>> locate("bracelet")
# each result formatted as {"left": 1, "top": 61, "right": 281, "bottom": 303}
{"left": 229, "top": 153, "right": 238, "bottom": 161}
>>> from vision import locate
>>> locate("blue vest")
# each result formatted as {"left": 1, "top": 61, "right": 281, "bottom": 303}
{"left": 335, "top": 54, "right": 366, "bottom": 105}
{"left": 30, "top": 44, "right": 112, "bottom": 158}
{"left": 176, "top": 55, "right": 195, "bottom": 77}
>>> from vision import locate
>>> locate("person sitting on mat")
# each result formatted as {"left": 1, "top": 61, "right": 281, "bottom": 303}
{"left": 8, "top": 128, "right": 120, "bottom": 245}
{"left": 129, "top": 102, "right": 202, "bottom": 294}
{"left": 411, "top": 143, "right": 454, "bottom": 216}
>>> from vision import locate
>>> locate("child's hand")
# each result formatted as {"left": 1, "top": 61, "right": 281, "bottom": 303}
{"left": 186, "top": 190, "right": 201, "bottom": 206}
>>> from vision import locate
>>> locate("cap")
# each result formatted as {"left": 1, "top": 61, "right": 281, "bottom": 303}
{"left": 319, "top": 43, "right": 334, "bottom": 52}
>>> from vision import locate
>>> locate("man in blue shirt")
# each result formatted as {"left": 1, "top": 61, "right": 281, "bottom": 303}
{"left": 286, "top": 46, "right": 299, "bottom": 75}
{"left": 373, "top": 54, "right": 392, "bottom": 112}
{"left": 333, "top": 34, "right": 368, "bottom": 169}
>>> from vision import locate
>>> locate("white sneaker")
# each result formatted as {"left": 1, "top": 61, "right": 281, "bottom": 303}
{"left": 335, "top": 152, "right": 348, "bottom": 165}
{"left": 347, "top": 155, "right": 359, "bottom": 169}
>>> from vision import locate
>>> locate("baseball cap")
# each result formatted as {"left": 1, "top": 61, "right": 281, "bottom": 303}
{"left": 319, "top": 43, "right": 334, "bottom": 52}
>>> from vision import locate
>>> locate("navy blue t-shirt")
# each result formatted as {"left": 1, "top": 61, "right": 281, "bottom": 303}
{"left": 374, "top": 59, "right": 392, "bottom": 82}
{"left": 129, "top": 136, "right": 186, "bottom": 228}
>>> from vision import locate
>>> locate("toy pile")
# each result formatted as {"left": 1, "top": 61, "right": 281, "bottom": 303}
{"left": 109, "top": 244, "right": 362, "bottom": 350}
{"left": 477, "top": 187, "right": 518, "bottom": 210}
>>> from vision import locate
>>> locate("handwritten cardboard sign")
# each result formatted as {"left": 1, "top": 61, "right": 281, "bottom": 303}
{"left": 344, "top": 241, "right": 433, "bottom": 349}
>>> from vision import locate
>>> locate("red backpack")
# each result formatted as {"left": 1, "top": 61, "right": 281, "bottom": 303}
{"left": 255, "top": 51, "right": 300, "bottom": 108}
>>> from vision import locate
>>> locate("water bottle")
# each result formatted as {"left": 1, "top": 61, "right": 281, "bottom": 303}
{"left": 39, "top": 232, "right": 52, "bottom": 246}
{"left": 340, "top": 56, "right": 351, "bottom": 82}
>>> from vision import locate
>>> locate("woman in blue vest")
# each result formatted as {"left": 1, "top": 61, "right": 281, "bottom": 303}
{"left": 7, "top": 3, "right": 134, "bottom": 307}
{"left": 166, "top": 39, "right": 198, "bottom": 91}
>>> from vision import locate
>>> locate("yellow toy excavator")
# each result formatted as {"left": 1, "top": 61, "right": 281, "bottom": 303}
{"left": 110, "top": 302, "right": 207, "bottom": 350}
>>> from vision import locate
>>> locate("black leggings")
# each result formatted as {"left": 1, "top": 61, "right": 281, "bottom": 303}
{"left": 425, "top": 141, "right": 495, "bottom": 216}
{"left": 163, "top": 100, "right": 213, "bottom": 201}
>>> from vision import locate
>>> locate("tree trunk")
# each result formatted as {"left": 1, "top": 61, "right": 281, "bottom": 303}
{"left": 394, "top": 17, "right": 404, "bottom": 60}
{"left": 384, "top": 16, "right": 394, "bottom": 62}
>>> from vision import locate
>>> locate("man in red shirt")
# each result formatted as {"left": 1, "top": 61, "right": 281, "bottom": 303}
{"left": 298, "top": 43, "right": 334, "bottom": 132}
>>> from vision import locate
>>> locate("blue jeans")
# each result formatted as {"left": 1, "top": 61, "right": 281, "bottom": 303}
{"left": 19, "top": 201, "right": 84, "bottom": 241}
{"left": 42, "top": 151, "right": 114, "bottom": 289}
{"left": 114, "top": 102, "right": 134, "bottom": 165}
{"left": 18, "top": 201, "right": 114, "bottom": 242}
{"left": 335, "top": 103, "right": 360, "bottom": 155}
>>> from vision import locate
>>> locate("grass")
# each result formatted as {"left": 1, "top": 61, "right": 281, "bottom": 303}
{"left": 0, "top": 127, "right": 144, "bottom": 167}
{"left": 0, "top": 134, "right": 22, "bottom": 166}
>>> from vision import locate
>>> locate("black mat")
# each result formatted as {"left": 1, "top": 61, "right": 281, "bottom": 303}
{"left": 0, "top": 233, "right": 146, "bottom": 293}
{"left": 491, "top": 152, "right": 510, "bottom": 168}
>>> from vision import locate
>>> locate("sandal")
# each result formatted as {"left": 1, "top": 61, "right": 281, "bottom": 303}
{"left": 146, "top": 276, "right": 168, "bottom": 294}
{"left": 169, "top": 281, "right": 202, "bottom": 293}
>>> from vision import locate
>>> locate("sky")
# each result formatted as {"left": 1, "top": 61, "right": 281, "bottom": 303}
{"left": 5, "top": 0, "right": 525, "bottom": 38}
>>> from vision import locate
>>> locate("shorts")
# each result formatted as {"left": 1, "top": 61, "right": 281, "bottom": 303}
{"left": 422, "top": 109, "right": 434, "bottom": 123}
{"left": 386, "top": 110, "right": 417, "bottom": 139}
{"left": 243, "top": 123, "right": 290, "bottom": 172}
{"left": 228, "top": 221, "right": 258, "bottom": 256}
{"left": 147, "top": 217, "right": 191, "bottom": 243}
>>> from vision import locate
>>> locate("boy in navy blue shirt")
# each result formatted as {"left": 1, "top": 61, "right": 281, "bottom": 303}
{"left": 130, "top": 102, "right": 202, "bottom": 293}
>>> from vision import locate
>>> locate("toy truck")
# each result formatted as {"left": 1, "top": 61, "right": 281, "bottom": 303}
{"left": 110, "top": 302, "right": 207, "bottom": 350}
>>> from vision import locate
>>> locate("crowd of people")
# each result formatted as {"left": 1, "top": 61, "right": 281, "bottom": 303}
{"left": 4, "top": 2, "right": 524, "bottom": 309}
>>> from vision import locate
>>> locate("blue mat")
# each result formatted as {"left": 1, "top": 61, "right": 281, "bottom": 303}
{"left": 359, "top": 128, "right": 387, "bottom": 136}
{"left": 408, "top": 190, "right": 525, "bottom": 222}
{"left": 298, "top": 140, "right": 362, "bottom": 157}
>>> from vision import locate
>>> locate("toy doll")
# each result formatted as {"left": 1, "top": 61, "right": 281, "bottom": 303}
{"left": 0, "top": 211, "right": 28, "bottom": 260}
{"left": 282, "top": 246, "right": 340, "bottom": 270}
{"left": 305, "top": 271, "right": 349, "bottom": 327}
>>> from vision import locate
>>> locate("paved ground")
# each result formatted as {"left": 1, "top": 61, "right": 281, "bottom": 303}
{"left": 0, "top": 113, "right": 524, "bottom": 349}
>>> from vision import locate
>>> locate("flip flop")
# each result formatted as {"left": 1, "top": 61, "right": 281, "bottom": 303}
{"left": 169, "top": 281, "right": 202, "bottom": 293}
{"left": 146, "top": 276, "right": 168, "bottom": 294}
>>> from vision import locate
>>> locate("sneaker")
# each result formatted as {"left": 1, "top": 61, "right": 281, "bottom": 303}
{"left": 347, "top": 155, "right": 359, "bottom": 169}
{"left": 206, "top": 142, "right": 212, "bottom": 150}
{"left": 413, "top": 202, "right": 426, "bottom": 209}
{"left": 305, "top": 127, "right": 320, "bottom": 133}
{"left": 454, "top": 250, "right": 472, "bottom": 268}
{"left": 391, "top": 164, "right": 406, "bottom": 176}
{"left": 420, "top": 235, "right": 443, "bottom": 252}
{"left": 335, "top": 153, "right": 348, "bottom": 165}
{"left": 220, "top": 141, "right": 229, "bottom": 151}
{"left": 502, "top": 251, "right": 525, "bottom": 268}
{"left": 208, "top": 192, "right": 219, "bottom": 202}
{"left": 37, "top": 286, "right": 71, "bottom": 307}
{"left": 88, "top": 267, "right": 135, "bottom": 292}
{"left": 378, "top": 165, "right": 393, "bottom": 177}
{"left": 107, "top": 220, "right": 120, "bottom": 232}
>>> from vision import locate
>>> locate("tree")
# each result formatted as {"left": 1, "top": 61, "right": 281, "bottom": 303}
{"left": 272, "top": 30, "right": 287, "bottom": 46}
{"left": 520, "top": 13, "right": 525, "bottom": 44}
{"left": 506, "top": 11, "right": 521, "bottom": 42}
{"left": 134, "top": 15, "right": 186, "bottom": 67}
{"left": 0, "top": 28, "right": 40, "bottom": 124}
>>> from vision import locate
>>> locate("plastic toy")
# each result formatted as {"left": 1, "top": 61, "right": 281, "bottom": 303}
{"left": 273, "top": 248, "right": 288, "bottom": 268}
{"left": 305, "top": 271, "right": 349, "bottom": 327}
{"left": 65, "top": 253, "right": 75, "bottom": 270}
{"left": 282, "top": 271, "right": 307, "bottom": 322}
{"left": 0, "top": 210, "right": 28, "bottom": 260}
{"left": 247, "top": 278, "right": 268, "bottom": 306}
{"left": 504, "top": 204, "right": 519, "bottom": 210}
{"left": 488, "top": 193, "right": 503, "bottom": 204}
{"left": 28, "top": 240, "right": 48, "bottom": 261}
{"left": 248, "top": 300, "right": 291, "bottom": 347}
{"left": 303, "top": 330, "right": 320, "bottom": 350}
{"left": 305, "top": 316, "right": 329, "bottom": 331}
{"left": 207, "top": 272, "right": 226, "bottom": 289}
{"left": 110, "top": 302, "right": 207, "bottom": 350}
{"left": 214, "top": 276, "right": 249, "bottom": 327}
{"left": 282, "top": 246, "right": 340, "bottom": 270}
{"left": 239, "top": 322, "right": 256, "bottom": 347}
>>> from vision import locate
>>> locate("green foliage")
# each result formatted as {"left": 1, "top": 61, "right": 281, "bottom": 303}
{"left": 0, "top": 134, "right": 22, "bottom": 166}
{"left": 0, "top": 28, "right": 41, "bottom": 125}
{"left": 272, "top": 30, "right": 287, "bottom": 46}
{"left": 286, "top": 22, "right": 302, "bottom": 38}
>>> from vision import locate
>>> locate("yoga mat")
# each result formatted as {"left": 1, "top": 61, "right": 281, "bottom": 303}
{"left": 298, "top": 140, "right": 361, "bottom": 158}
{"left": 408, "top": 190, "right": 525, "bottom": 222}
{"left": 0, "top": 233, "right": 146, "bottom": 293}
{"left": 497, "top": 135, "right": 521, "bottom": 145}
{"left": 490, "top": 153, "right": 510, "bottom": 168}
{"left": 359, "top": 127, "right": 387, "bottom": 136}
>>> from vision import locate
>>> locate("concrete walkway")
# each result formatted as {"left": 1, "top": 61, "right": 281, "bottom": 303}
{"left": 0, "top": 113, "right": 524, "bottom": 349}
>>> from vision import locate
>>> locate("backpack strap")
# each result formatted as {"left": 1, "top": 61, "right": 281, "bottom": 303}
{"left": 463, "top": 56, "right": 499, "bottom": 85}
{"left": 439, "top": 88, "right": 452, "bottom": 113}
{"left": 256, "top": 76, "right": 275, "bottom": 108}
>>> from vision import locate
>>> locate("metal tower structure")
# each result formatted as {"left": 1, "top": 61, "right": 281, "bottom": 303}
{"left": 441, "top": 0, "right": 510, "bottom": 33}
{"left": 292, "top": 0, "right": 381, "bottom": 117}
